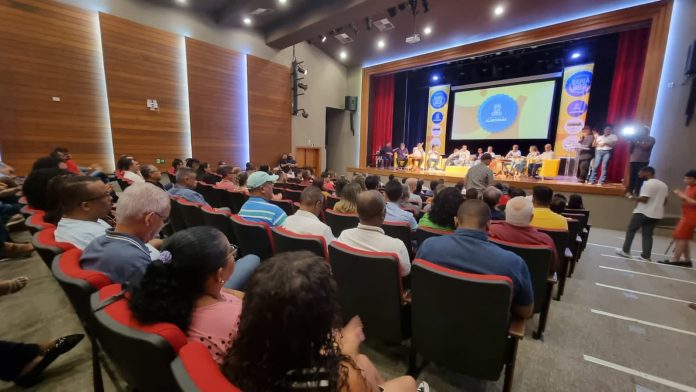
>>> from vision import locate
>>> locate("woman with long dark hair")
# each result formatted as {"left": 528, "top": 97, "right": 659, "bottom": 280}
{"left": 129, "top": 226, "right": 243, "bottom": 363}
{"left": 419, "top": 187, "right": 463, "bottom": 231}
{"left": 222, "top": 251, "right": 422, "bottom": 391}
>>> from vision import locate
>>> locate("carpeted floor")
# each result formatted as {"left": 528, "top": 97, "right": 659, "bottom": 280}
{"left": 0, "top": 228, "right": 694, "bottom": 391}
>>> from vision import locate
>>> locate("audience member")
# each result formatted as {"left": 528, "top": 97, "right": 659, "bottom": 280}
{"left": 567, "top": 194, "right": 585, "bottom": 210}
{"left": 333, "top": 183, "right": 362, "bottom": 214}
{"left": 334, "top": 177, "right": 348, "bottom": 197}
{"left": 464, "top": 153, "right": 494, "bottom": 192}
{"left": 54, "top": 177, "right": 113, "bottom": 249}
{"left": 0, "top": 334, "right": 84, "bottom": 387}
{"left": 114, "top": 155, "right": 133, "bottom": 179}
{"left": 118, "top": 157, "right": 144, "bottom": 184}
{"left": 236, "top": 172, "right": 249, "bottom": 195}
{"left": 658, "top": 169, "right": 696, "bottom": 266}
{"left": 51, "top": 147, "right": 105, "bottom": 181}
{"left": 221, "top": 252, "right": 421, "bottom": 392}
{"left": 197, "top": 162, "right": 218, "bottom": 184}
{"left": 483, "top": 186, "right": 505, "bottom": 220}
{"left": 489, "top": 196, "right": 559, "bottom": 272}
{"left": 419, "top": 187, "right": 463, "bottom": 231}
{"left": 550, "top": 197, "right": 566, "bottom": 215}
{"left": 299, "top": 170, "right": 312, "bottom": 186}
{"left": 530, "top": 186, "right": 568, "bottom": 230}
{"left": 616, "top": 167, "right": 667, "bottom": 261}
{"left": 494, "top": 182, "right": 511, "bottom": 206}
{"left": 321, "top": 170, "right": 335, "bottom": 192}
{"left": 31, "top": 156, "right": 67, "bottom": 171}
{"left": 351, "top": 174, "right": 367, "bottom": 191}
{"left": 364, "top": 175, "right": 380, "bottom": 191}
{"left": 81, "top": 183, "right": 170, "bottom": 287}
{"left": 337, "top": 191, "right": 411, "bottom": 276}
{"left": 281, "top": 187, "right": 335, "bottom": 245}
{"left": 416, "top": 200, "right": 534, "bottom": 318}
{"left": 238, "top": 171, "right": 287, "bottom": 226}
{"left": 168, "top": 159, "right": 183, "bottom": 176}
{"left": 404, "top": 178, "right": 423, "bottom": 208}
{"left": 509, "top": 187, "right": 527, "bottom": 198}
{"left": 214, "top": 166, "right": 238, "bottom": 192}
{"left": 465, "top": 188, "right": 479, "bottom": 200}
{"left": 167, "top": 167, "right": 208, "bottom": 206}
{"left": 129, "top": 227, "right": 259, "bottom": 362}
{"left": 140, "top": 165, "right": 164, "bottom": 190}
{"left": 186, "top": 158, "right": 201, "bottom": 170}
{"left": 311, "top": 176, "right": 330, "bottom": 199}
{"left": 22, "top": 167, "right": 71, "bottom": 219}
{"left": 273, "top": 169, "right": 287, "bottom": 184}
{"left": 384, "top": 180, "right": 417, "bottom": 231}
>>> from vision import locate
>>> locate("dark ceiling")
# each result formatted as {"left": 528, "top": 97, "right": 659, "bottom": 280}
{"left": 141, "top": 0, "right": 658, "bottom": 67}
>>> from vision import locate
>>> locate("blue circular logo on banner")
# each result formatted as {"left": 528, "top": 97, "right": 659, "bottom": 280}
{"left": 431, "top": 112, "right": 444, "bottom": 124}
{"left": 565, "top": 71, "right": 592, "bottom": 97}
{"left": 567, "top": 100, "right": 588, "bottom": 117}
{"left": 477, "top": 94, "right": 518, "bottom": 133}
{"left": 430, "top": 91, "right": 448, "bottom": 109}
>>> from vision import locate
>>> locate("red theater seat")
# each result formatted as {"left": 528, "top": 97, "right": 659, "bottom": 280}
{"left": 90, "top": 284, "right": 187, "bottom": 391}
{"left": 324, "top": 209, "right": 359, "bottom": 237}
{"left": 229, "top": 215, "right": 275, "bottom": 260}
{"left": 32, "top": 227, "right": 75, "bottom": 268}
{"left": 415, "top": 226, "right": 452, "bottom": 248}
{"left": 25, "top": 211, "right": 55, "bottom": 234}
{"left": 176, "top": 198, "right": 206, "bottom": 228}
{"left": 271, "top": 226, "right": 328, "bottom": 260}
{"left": 171, "top": 342, "right": 241, "bottom": 392}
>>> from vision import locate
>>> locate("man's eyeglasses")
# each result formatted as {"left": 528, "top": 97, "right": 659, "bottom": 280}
{"left": 81, "top": 192, "right": 112, "bottom": 203}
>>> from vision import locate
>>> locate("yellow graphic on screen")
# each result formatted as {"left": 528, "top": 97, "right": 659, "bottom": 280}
{"left": 450, "top": 80, "right": 556, "bottom": 140}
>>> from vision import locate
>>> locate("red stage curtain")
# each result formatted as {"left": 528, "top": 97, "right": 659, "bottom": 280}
{"left": 605, "top": 28, "right": 650, "bottom": 183}
{"left": 369, "top": 74, "right": 395, "bottom": 162}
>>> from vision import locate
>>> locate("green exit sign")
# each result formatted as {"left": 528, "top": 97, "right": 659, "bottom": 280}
{"left": 154, "top": 158, "right": 165, "bottom": 164}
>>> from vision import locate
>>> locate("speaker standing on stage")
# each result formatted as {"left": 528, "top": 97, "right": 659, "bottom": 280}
{"left": 627, "top": 125, "right": 655, "bottom": 196}
{"left": 576, "top": 126, "right": 595, "bottom": 183}
{"left": 395, "top": 143, "right": 409, "bottom": 169}
{"left": 464, "top": 153, "right": 494, "bottom": 193}
{"left": 589, "top": 125, "right": 618, "bottom": 185}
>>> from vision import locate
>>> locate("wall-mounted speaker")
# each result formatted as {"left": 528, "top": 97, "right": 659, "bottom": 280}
{"left": 345, "top": 96, "right": 358, "bottom": 111}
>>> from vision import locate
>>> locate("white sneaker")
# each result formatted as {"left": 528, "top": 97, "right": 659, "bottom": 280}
{"left": 615, "top": 249, "right": 631, "bottom": 258}
{"left": 416, "top": 381, "right": 430, "bottom": 392}
{"left": 633, "top": 255, "right": 652, "bottom": 262}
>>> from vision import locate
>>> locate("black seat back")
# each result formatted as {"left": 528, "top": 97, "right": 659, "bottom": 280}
{"left": 382, "top": 221, "right": 413, "bottom": 257}
{"left": 324, "top": 209, "right": 359, "bottom": 237}
{"left": 229, "top": 215, "right": 274, "bottom": 260}
{"left": 176, "top": 199, "right": 206, "bottom": 228}
{"left": 415, "top": 226, "right": 451, "bottom": 248}
{"left": 271, "top": 227, "right": 328, "bottom": 259}
{"left": 169, "top": 197, "right": 187, "bottom": 232}
{"left": 201, "top": 206, "right": 237, "bottom": 244}
{"left": 270, "top": 199, "right": 296, "bottom": 216}
{"left": 411, "top": 259, "right": 513, "bottom": 380}
{"left": 328, "top": 242, "right": 407, "bottom": 343}
{"left": 221, "top": 191, "right": 248, "bottom": 214}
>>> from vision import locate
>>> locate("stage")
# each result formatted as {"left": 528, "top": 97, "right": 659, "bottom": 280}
{"left": 346, "top": 166, "right": 626, "bottom": 196}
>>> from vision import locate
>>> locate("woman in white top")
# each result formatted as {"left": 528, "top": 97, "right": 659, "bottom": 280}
{"left": 410, "top": 142, "right": 425, "bottom": 171}
{"left": 505, "top": 145, "right": 523, "bottom": 175}
{"left": 527, "top": 145, "right": 541, "bottom": 178}
{"left": 427, "top": 145, "right": 440, "bottom": 170}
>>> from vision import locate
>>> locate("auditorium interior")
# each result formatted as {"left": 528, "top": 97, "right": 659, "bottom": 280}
{"left": 1, "top": 0, "right": 695, "bottom": 391}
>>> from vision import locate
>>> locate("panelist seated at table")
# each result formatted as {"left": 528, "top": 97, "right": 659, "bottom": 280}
{"left": 394, "top": 143, "right": 409, "bottom": 169}
{"left": 378, "top": 142, "right": 393, "bottom": 167}
{"left": 527, "top": 145, "right": 541, "bottom": 178}
{"left": 427, "top": 145, "right": 440, "bottom": 170}
{"left": 504, "top": 145, "right": 525, "bottom": 174}
{"left": 444, "top": 148, "right": 462, "bottom": 168}
{"left": 486, "top": 146, "right": 498, "bottom": 158}
{"left": 410, "top": 142, "right": 425, "bottom": 170}
{"left": 459, "top": 145, "right": 472, "bottom": 162}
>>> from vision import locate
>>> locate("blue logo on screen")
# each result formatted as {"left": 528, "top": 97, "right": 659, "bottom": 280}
{"left": 567, "top": 100, "right": 588, "bottom": 117}
{"left": 430, "top": 91, "right": 448, "bottom": 109}
{"left": 431, "top": 112, "right": 444, "bottom": 124}
{"left": 477, "top": 94, "right": 518, "bottom": 133}
{"left": 565, "top": 71, "right": 592, "bottom": 97}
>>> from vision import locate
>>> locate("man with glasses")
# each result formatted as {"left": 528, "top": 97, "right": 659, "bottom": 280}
{"left": 55, "top": 176, "right": 114, "bottom": 249}
{"left": 140, "top": 164, "right": 165, "bottom": 190}
{"left": 82, "top": 183, "right": 170, "bottom": 287}
{"left": 167, "top": 167, "right": 208, "bottom": 205}
{"left": 238, "top": 171, "right": 287, "bottom": 227}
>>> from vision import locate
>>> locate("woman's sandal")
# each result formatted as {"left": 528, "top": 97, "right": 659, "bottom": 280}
{"left": 0, "top": 276, "right": 28, "bottom": 296}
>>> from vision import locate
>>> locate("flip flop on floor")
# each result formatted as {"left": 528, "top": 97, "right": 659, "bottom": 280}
{"left": 14, "top": 334, "right": 85, "bottom": 387}
{"left": 0, "top": 276, "right": 29, "bottom": 296}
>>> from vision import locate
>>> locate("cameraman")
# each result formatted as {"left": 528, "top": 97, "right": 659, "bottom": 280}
{"left": 627, "top": 125, "right": 655, "bottom": 196}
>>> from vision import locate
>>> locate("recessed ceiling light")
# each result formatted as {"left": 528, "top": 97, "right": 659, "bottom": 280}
{"left": 175, "top": 0, "right": 187, "bottom": 4}
{"left": 377, "top": 39, "right": 385, "bottom": 49}
{"left": 340, "top": 51, "right": 347, "bottom": 60}
{"left": 494, "top": 5, "right": 504, "bottom": 16}
{"left": 423, "top": 26, "right": 432, "bottom": 35}
{"left": 432, "top": 75, "right": 439, "bottom": 81}
{"left": 321, "top": 35, "right": 327, "bottom": 43}
{"left": 278, "top": 0, "right": 287, "bottom": 4}
{"left": 242, "top": 17, "right": 252, "bottom": 26}
{"left": 571, "top": 52, "right": 581, "bottom": 59}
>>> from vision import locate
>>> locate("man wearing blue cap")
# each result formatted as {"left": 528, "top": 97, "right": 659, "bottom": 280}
{"left": 238, "top": 171, "right": 287, "bottom": 226}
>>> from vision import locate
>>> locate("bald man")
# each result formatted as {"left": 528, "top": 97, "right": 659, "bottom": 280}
{"left": 489, "top": 196, "right": 559, "bottom": 272}
{"left": 416, "top": 199, "right": 534, "bottom": 318}
{"left": 336, "top": 190, "right": 411, "bottom": 276}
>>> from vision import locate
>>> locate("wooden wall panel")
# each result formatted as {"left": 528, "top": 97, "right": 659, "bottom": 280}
{"left": 99, "top": 13, "right": 188, "bottom": 168}
{"left": 246, "top": 55, "right": 291, "bottom": 166}
{"left": 0, "top": 0, "right": 113, "bottom": 174}
{"left": 186, "top": 37, "right": 247, "bottom": 167}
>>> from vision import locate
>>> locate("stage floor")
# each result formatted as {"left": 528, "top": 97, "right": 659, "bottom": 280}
{"left": 346, "top": 166, "right": 626, "bottom": 196}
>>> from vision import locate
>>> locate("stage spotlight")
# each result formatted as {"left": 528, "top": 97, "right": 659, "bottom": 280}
{"left": 242, "top": 16, "right": 252, "bottom": 25}
{"left": 339, "top": 50, "right": 347, "bottom": 60}
{"left": 377, "top": 39, "right": 385, "bottom": 49}
{"left": 571, "top": 51, "right": 581, "bottom": 59}
{"left": 423, "top": 26, "right": 432, "bottom": 35}
{"left": 321, "top": 35, "right": 327, "bottom": 43}
{"left": 431, "top": 75, "right": 439, "bottom": 81}
{"left": 494, "top": 5, "right": 504, "bottom": 16}
{"left": 622, "top": 126, "right": 636, "bottom": 136}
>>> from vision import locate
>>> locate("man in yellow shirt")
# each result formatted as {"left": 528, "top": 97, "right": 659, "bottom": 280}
{"left": 530, "top": 186, "right": 568, "bottom": 230}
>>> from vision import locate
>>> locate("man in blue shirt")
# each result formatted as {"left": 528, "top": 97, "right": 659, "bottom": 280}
{"left": 384, "top": 179, "right": 417, "bottom": 231}
{"left": 238, "top": 171, "right": 287, "bottom": 226}
{"left": 167, "top": 167, "right": 208, "bottom": 205}
{"left": 416, "top": 199, "right": 534, "bottom": 318}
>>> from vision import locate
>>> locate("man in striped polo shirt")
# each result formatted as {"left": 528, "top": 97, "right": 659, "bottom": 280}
{"left": 238, "top": 171, "right": 287, "bottom": 227}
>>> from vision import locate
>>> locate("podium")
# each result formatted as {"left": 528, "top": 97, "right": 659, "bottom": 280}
{"left": 295, "top": 146, "right": 322, "bottom": 174}
{"left": 560, "top": 146, "right": 580, "bottom": 179}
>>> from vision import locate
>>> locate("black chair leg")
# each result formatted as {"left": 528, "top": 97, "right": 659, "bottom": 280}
{"left": 406, "top": 344, "right": 427, "bottom": 377}
{"left": 503, "top": 339, "right": 520, "bottom": 392}
{"left": 91, "top": 336, "right": 104, "bottom": 392}
{"left": 555, "top": 256, "right": 571, "bottom": 301}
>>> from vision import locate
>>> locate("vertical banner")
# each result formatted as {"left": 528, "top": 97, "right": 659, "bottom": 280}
{"left": 554, "top": 63, "right": 594, "bottom": 155}
{"left": 425, "top": 84, "right": 450, "bottom": 154}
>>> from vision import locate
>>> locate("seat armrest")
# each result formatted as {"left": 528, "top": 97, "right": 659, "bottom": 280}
{"left": 576, "top": 235, "right": 582, "bottom": 243}
{"left": 582, "top": 228, "right": 588, "bottom": 234}
{"left": 564, "top": 248, "right": 573, "bottom": 259}
{"left": 508, "top": 317, "right": 525, "bottom": 339}
{"left": 547, "top": 276, "right": 558, "bottom": 285}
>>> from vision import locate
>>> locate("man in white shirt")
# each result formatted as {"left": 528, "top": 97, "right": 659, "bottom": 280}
{"left": 486, "top": 146, "right": 497, "bottom": 158}
{"left": 616, "top": 166, "right": 668, "bottom": 261}
{"left": 459, "top": 145, "right": 471, "bottom": 162}
{"left": 539, "top": 144, "right": 554, "bottom": 160}
{"left": 337, "top": 190, "right": 411, "bottom": 276}
{"left": 55, "top": 176, "right": 114, "bottom": 249}
{"left": 280, "top": 186, "right": 335, "bottom": 245}
{"left": 383, "top": 180, "right": 417, "bottom": 231}
{"left": 119, "top": 157, "right": 145, "bottom": 184}
{"left": 589, "top": 125, "right": 619, "bottom": 185}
